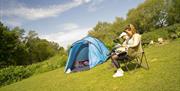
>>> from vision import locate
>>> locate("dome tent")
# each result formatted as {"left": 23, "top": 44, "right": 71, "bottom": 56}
{"left": 65, "top": 36, "right": 109, "bottom": 73}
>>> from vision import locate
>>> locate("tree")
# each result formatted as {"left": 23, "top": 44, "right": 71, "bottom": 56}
{"left": 11, "top": 27, "right": 25, "bottom": 41}
{"left": 0, "top": 22, "right": 62, "bottom": 67}
{"left": 127, "top": 0, "right": 164, "bottom": 33}
{"left": 167, "top": 0, "right": 180, "bottom": 25}
{"left": 0, "top": 22, "right": 21, "bottom": 66}
{"left": 88, "top": 21, "right": 114, "bottom": 48}
{"left": 25, "top": 31, "right": 60, "bottom": 63}
{"left": 110, "top": 17, "right": 126, "bottom": 35}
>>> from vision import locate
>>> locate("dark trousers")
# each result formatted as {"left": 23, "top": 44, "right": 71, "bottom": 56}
{"left": 111, "top": 58, "right": 120, "bottom": 69}
{"left": 111, "top": 52, "right": 128, "bottom": 69}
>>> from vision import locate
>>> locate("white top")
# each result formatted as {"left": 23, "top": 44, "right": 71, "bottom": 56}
{"left": 125, "top": 33, "right": 143, "bottom": 57}
{"left": 119, "top": 32, "right": 128, "bottom": 38}
{"left": 119, "top": 32, "right": 129, "bottom": 46}
{"left": 126, "top": 33, "right": 141, "bottom": 48}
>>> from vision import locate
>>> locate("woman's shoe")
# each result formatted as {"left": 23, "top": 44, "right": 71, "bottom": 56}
{"left": 113, "top": 69, "right": 124, "bottom": 77}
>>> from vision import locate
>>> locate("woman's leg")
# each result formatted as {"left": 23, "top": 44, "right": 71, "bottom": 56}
{"left": 111, "top": 54, "right": 120, "bottom": 69}
{"left": 111, "top": 54, "right": 124, "bottom": 77}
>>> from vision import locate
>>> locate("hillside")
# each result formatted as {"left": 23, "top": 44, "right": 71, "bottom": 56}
{"left": 0, "top": 39, "right": 180, "bottom": 91}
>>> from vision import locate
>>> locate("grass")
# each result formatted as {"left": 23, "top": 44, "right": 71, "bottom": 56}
{"left": 0, "top": 39, "right": 180, "bottom": 91}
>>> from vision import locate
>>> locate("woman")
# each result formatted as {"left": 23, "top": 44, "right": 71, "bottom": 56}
{"left": 111, "top": 24, "right": 142, "bottom": 77}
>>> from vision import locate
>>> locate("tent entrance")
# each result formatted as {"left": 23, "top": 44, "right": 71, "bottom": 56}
{"left": 72, "top": 44, "right": 90, "bottom": 72}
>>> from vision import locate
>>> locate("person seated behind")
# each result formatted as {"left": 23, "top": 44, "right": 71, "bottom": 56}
{"left": 111, "top": 24, "right": 142, "bottom": 78}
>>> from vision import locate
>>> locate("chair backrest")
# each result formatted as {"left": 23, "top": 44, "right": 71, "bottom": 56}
{"left": 127, "top": 34, "right": 143, "bottom": 58}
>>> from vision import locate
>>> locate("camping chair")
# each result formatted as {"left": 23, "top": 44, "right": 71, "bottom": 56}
{"left": 120, "top": 43, "right": 149, "bottom": 71}
{"left": 107, "top": 35, "right": 149, "bottom": 71}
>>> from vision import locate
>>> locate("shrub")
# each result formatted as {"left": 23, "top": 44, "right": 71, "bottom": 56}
{"left": 141, "top": 29, "right": 168, "bottom": 44}
{"left": 142, "top": 24, "right": 180, "bottom": 44}
{"left": 142, "top": 31, "right": 159, "bottom": 44}
{"left": 0, "top": 66, "right": 33, "bottom": 86}
{"left": 0, "top": 54, "right": 67, "bottom": 87}
{"left": 165, "top": 24, "right": 180, "bottom": 39}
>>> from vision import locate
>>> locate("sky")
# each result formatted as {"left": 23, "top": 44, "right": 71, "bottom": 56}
{"left": 0, "top": 0, "right": 145, "bottom": 48}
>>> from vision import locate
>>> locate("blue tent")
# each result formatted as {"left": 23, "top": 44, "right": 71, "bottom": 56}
{"left": 65, "top": 36, "right": 109, "bottom": 72}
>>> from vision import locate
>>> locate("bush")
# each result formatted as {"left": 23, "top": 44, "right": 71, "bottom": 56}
{"left": 142, "top": 29, "right": 168, "bottom": 44}
{"left": 0, "top": 54, "right": 67, "bottom": 87}
{"left": 0, "top": 66, "right": 33, "bottom": 86}
{"left": 30, "top": 55, "right": 67, "bottom": 74}
{"left": 165, "top": 24, "right": 180, "bottom": 39}
{"left": 142, "top": 24, "right": 180, "bottom": 44}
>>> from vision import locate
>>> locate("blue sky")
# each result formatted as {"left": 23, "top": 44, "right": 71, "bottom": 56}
{"left": 0, "top": 0, "right": 145, "bottom": 48}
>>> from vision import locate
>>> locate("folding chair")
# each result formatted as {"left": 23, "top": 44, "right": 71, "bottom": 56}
{"left": 120, "top": 44, "right": 149, "bottom": 71}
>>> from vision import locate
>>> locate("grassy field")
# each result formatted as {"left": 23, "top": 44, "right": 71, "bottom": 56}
{"left": 0, "top": 39, "right": 180, "bottom": 91}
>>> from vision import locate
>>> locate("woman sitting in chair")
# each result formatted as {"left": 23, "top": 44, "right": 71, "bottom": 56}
{"left": 111, "top": 24, "right": 142, "bottom": 77}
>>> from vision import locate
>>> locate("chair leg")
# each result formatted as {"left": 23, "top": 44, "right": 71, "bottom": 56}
{"left": 135, "top": 58, "right": 140, "bottom": 70}
{"left": 123, "top": 59, "right": 129, "bottom": 71}
{"left": 122, "top": 53, "right": 150, "bottom": 71}
{"left": 143, "top": 53, "right": 149, "bottom": 70}
{"left": 134, "top": 53, "right": 145, "bottom": 70}
{"left": 140, "top": 54, "right": 143, "bottom": 66}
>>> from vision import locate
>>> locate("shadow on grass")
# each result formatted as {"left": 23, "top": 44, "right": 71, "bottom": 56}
{"left": 121, "top": 63, "right": 140, "bottom": 72}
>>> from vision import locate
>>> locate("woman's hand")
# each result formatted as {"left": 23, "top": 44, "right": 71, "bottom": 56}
{"left": 114, "top": 44, "right": 121, "bottom": 48}
{"left": 122, "top": 45, "right": 129, "bottom": 51}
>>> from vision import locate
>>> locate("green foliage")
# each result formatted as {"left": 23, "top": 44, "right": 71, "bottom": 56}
{"left": 110, "top": 17, "right": 127, "bottom": 36}
{"left": 142, "top": 29, "right": 168, "bottom": 44}
{"left": 88, "top": 21, "right": 114, "bottom": 49}
{"left": 88, "top": 0, "right": 180, "bottom": 47}
{"left": 126, "top": 0, "right": 180, "bottom": 33}
{"left": 0, "top": 20, "right": 67, "bottom": 87}
{"left": 167, "top": 0, "right": 180, "bottom": 25}
{"left": 127, "top": 0, "right": 165, "bottom": 33}
{"left": 0, "top": 22, "right": 21, "bottom": 66}
{"left": 0, "top": 53, "right": 67, "bottom": 87}
{"left": 142, "top": 24, "right": 180, "bottom": 44}
{"left": 0, "top": 66, "right": 32, "bottom": 86}
{"left": 0, "top": 22, "right": 63, "bottom": 67}
{"left": 88, "top": 17, "right": 126, "bottom": 49}
{"left": 26, "top": 37, "right": 60, "bottom": 63}
{"left": 165, "top": 24, "right": 180, "bottom": 38}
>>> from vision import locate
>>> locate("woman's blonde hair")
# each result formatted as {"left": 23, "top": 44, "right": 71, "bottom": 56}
{"left": 125, "top": 24, "right": 137, "bottom": 34}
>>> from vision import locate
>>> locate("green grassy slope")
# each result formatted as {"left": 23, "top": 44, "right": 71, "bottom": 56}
{"left": 0, "top": 39, "right": 180, "bottom": 91}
